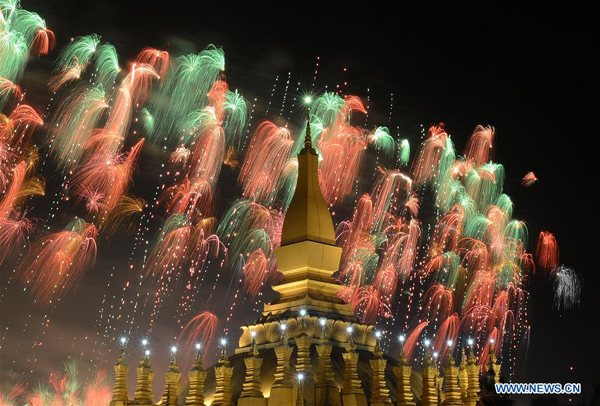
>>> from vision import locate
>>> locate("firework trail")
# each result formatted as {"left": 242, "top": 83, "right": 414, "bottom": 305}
{"left": 238, "top": 121, "right": 295, "bottom": 207}
{"left": 0, "top": 1, "right": 53, "bottom": 102}
{"left": 521, "top": 171, "right": 537, "bottom": 187}
{"left": 551, "top": 265, "right": 582, "bottom": 311}
{"left": 45, "top": 84, "right": 108, "bottom": 170}
{"left": 18, "top": 219, "right": 97, "bottom": 304}
{"left": 18, "top": 361, "right": 111, "bottom": 406}
{"left": 179, "top": 310, "right": 220, "bottom": 365}
{"left": 536, "top": 230, "right": 559, "bottom": 272}
{"left": 148, "top": 45, "right": 224, "bottom": 146}
{"left": 0, "top": 382, "right": 26, "bottom": 406}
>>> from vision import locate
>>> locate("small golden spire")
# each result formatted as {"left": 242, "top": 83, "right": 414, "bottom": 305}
{"left": 192, "top": 347, "right": 203, "bottom": 370}
{"left": 304, "top": 105, "right": 312, "bottom": 149}
{"left": 168, "top": 353, "right": 179, "bottom": 372}
{"left": 117, "top": 348, "right": 126, "bottom": 365}
{"left": 250, "top": 331, "right": 259, "bottom": 357}
{"left": 218, "top": 339, "right": 230, "bottom": 367}
{"left": 398, "top": 338, "right": 407, "bottom": 364}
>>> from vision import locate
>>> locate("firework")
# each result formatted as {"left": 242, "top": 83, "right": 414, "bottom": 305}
{"left": 18, "top": 219, "right": 97, "bottom": 304}
{"left": 0, "top": 1, "right": 52, "bottom": 92}
{"left": 521, "top": 171, "right": 537, "bottom": 187}
{"left": 148, "top": 45, "right": 224, "bottom": 145}
{"left": 46, "top": 84, "right": 108, "bottom": 170}
{"left": 179, "top": 310, "right": 220, "bottom": 364}
{"left": 0, "top": 382, "right": 26, "bottom": 406}
{"left": 536, "top": 230, "right": 559, "bottom": 272}
{"left": 238, "top": 121, "right": 294, "bottom": 207}
{"left": 552, "top": 265, "right": 582, "bottom": 310}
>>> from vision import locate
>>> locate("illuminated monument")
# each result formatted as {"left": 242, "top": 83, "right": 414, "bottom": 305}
{"left": 109, "top": 108, "right": 504, "bottom": 406}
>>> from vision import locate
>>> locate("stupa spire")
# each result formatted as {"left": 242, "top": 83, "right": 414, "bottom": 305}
{"left": 109, "top": 349, "right": 129, "bottom": 406}
{"left": 264, "top": 99, "right": 355, "bottom": 319}
{"left": 279, "top": 100, "right": 336, "bottom": 247}
{"left": 304, "top": 104, "right": 313, "bottom": 148}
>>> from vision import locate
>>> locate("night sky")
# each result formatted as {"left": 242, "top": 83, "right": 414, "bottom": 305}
{"left": 1, "top": 2, "right": 598, "bottom": 405}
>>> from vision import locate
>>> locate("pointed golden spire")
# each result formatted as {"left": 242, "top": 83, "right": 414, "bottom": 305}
{"left": 186, "top": 347, "right": 206, "bottom": 406}
{"left": 465, "top": 344, "right": 480, "bottom": 406}
{"left": 369, "top": 338, "right": 390, "bottom": 406}
{"left": 250, "top": 331, "right": 259, "bottom": 357}
{"left": 219, "top": 340, "right": 230, "bottom": 366}
{"left": 459, "top": 348, "right": 469, "bottom": 404}
{"left": 240, "top": 332, "right": 263, "bottom": 403}
{"left": 192, "top": 346, "right": 203, "bottom": 371}
{"left": 342, "top": 328, "right": 363, "bottom": 401}
{"left": 109, "top": 349, "right": 129, "bottom": 406}
{"left": 279, "top": 101, "right": 335, "bottom": 247}
{"left": 443, "top": 353, "right": 463, "bottom": 406}
{"left": 488, "top": 341, "right": 501, "bottom": 383}
{"left": 168, "top": 351, "right": 179, "bottom": 372}
{"left": 393, "top": 338, "right": 415, "bottom": 406}
{"left": 132, "top": 353, "right": 154, "bottom": 406}
{"left": 160, "top": 350, "right": 181, "bottom": 406}
{"left": 304, "top": 104, "right": 313, "bottom": 149}
{"left": 264, "top": 98, "right": 355, "bottom": 320}
{"left": 420, "top": 350, "right": 438, "bottom": 406}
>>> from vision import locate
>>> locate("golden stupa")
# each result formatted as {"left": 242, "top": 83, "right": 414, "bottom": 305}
{"left": 108, "top": 108, "right": 505, "bottom": 406}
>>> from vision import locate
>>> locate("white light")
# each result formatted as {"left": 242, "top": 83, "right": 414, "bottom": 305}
{"left": 375, "top": 331, "right": 382, "bottom": 338}
{"left": 120, "top": 337, "right": 126, "bottom": 345}
{"left": 171, "top": 346, "right": 177, "bottom": 353}
{"left": 280, "top": 323, "right": 287, "bottom": 331}
{"left": 490, "top": 338, "right": 495, "bottom": 344}
{"left": 195, "top": 343, "right": 201, "bottom": 350}
{"left": 299, "top": 309, "right": 307, "bottom": 316}
{"left": 297, "top": 373, "right": 305, "bottom": 381}
{"left": 467, "top": 338, "right": 474, "bottom": 346}
{"left": 346, "top": 326, "right": 353, "bottom": 334}
{"left": 304, "top": 96, "right": 312, "bottom": 104}
{"left": 220, "top": 338, "right": 227, "bottom": 347}
{"left": 433, "top": 352, "right": 439, "bottom": 358}
{"left": 142, "top": 339, "right": 148, "bottom": 346}
{"left": 424, "top": 339, "right": 431, "bottom": 347}
{"left": 447, "top": 339, "right": 453, "bottom": 347}
{"left": 251, "top": 331, "right": 257, "bottom": 338}
{"left": 319, "top": 319, "right": 326, "bottom": 327}
{"left": 399, "top": 335, "right": 406, "bottom": 343}
{"left": 144, "top": 350, "right": 150, "bottom": 356}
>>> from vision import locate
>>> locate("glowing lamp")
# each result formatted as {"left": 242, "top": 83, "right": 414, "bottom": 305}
{"left": 251, "top": 331, "right": 257, "bottom": 338}
{"left": 303, "top": 96, "right": 312, "bottom": 104}
{"left": 144, "top": 350, "right": 150, "bottom": 356}
{"left": 120, "top": 337, "right": 126, "bottom": 345}
{"left": 319, "top": 318, "right": 326, "bottom": 327}
{"left": 171, "top": 346, "right": 177, "bottom": 353}
{"left": 195, "top": 343, "right": 202, "bottom": 350}
{"left": 399, "top": 335, "right": 406, "bottom": 343}
{"left": 490, "top": 338, "right": 495, "bottom": 344}
{"left": 424, "top": 339, "right": 431, "bottom": 347}
{"left": 375, "top": 331, "right": 382, "bottom": 339}
{"left": 297, "top": 373, "right": 305, "bottom": 381}
{"left": 280, "top": 323, "right": 287, "bottom": 331}
{"left": 467, "top": 338, "right": 474, "bottom": 346}
{"left": 220, "top": 338, "right": 227, "bottom": 347}
{"left": 433, "top": 352, "right": 439, "bottom": 358}
{"left": 346, "top": 325, "right": 353, "bottom": 334}
{"left": 447, "top": 339, "right": 453, "bottom": 347}
{"left": 299, "top": 309, "right": 307, "bottom": 316}
{"left": 142, "top": 339, "right": 148, "bottom": 346}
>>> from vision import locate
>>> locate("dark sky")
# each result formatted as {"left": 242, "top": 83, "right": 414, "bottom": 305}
{"left": 2, "top": 1, "right": 598, "bottom": 405}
